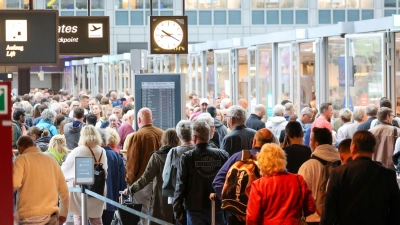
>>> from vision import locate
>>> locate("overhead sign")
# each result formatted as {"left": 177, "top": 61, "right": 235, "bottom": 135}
{"left": 59, "top": 16, "right": 110, "bottom": 55}
{"left": 75, "top": 157, "right": 94, "bottom": 185}
{"left": 0, "top": 10, "right": 59, "bottom": 66}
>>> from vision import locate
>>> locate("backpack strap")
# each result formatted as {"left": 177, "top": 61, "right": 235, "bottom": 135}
{"left": 88, "top": 146, "right": 102, "bottom": 164}
{"left": 311, "top": 155, "right": 328, "bottom": 166}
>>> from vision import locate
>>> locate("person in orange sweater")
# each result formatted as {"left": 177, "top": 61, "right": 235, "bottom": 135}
{"left": 13, "top": 135, "right": 69, "bottom": 225}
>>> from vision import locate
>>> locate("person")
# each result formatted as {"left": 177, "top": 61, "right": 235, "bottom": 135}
{"left": 186, "top": 93, "right": 199, "bottom": 108}
{"left": 245, "top": 104, "right": 266, "bottom": 131}
{"left": 68, "top": 96, "right": 89, "bottom": 118}
{"left": 357, "top": 104, "right": 378, "bottom": 131}
{"left": 345, "top": 107, "right": 367, "bottom": 138}
{"left": 90, "top": 104, "right": 104, "bottom": 128}
{"left": 64, "top": 107, "right": 86, "bottom": 150}
{"left": 283, "top": 121, "right": 312, "bottom": 173}
{"left": 284, "top": 102, "right": 295, "bottom": 121}
{"left": 369, "top": 107, "right": 400, "bottom": 169}
{"left": 12, "top": 108, "right": 27, "bottom": 149}
{"left": 246, "top": 143, "right": 315, "bottom": 225}
{"left": 312, "top": 102, "right": 334, "bottom": 132}
{"left": 221, "top": 105, "right": 256, "bottom": 156}
{"left": 297, "top": 107, "right": 314, "bottom": 133}
{"left": 124, "top": 107, "right": 163, "bottom": 225}
{"left": 128, "top": 129, "right": 178, "bottom": 225}
{"left": 213, "top": 128, "right": 278, "bottom": 225}
{"left": 310, "top": 92, "right": 316, "bottom": 109}
{"left": 100, "top": 106, "right": 123, "bottom": 128}
{"left": 26, "top": 126, "right": 51, "bottom": 152}
{"left": 62, "top": 125, "right": 108, "bottom": 224}
{"left": 196, "top": 113, "right": 220, "bottom": 147}
{"left": 298, "top": 127, "right": 340, "bottom": 224}
{"left": 97, "top": 128, "right": 126, "bottom": 225}
{"left": 36, "top": 109, "right": 58, "bottom": 137}
{"left": 320, "top": 130, "right": 400, "bottom": 225}
{"left": 370, "top": 98, "right": 400, "bottom": 128}
{"left": 238, "top": 98, "right": 248, "bottom": 110}
{"left": 85, "top": 113, "right": 98, "bottom": 126}
{"left": 265, "top": 104, "right": 288, "bottom": 139}
{"left": 117, "top": 109, "right": 135, "bottom": 150}
{"left": 45, "top": 134, "right": 69, "bottom": 166}
{"left": 335, "top": 108, "right": 353, "bottom": 146}
{"left": 105, "top": 127, "right": 120, "bottom": 153}
{"left": 207, "top": 106, "right": 227, "bottom": 146}
{"left": 190, "top": 98, "right": 209, "bottom": 121}
{"left": 174, "top": 120, "right": 229, "bottom": 225}
{"left": 13, "top": 136, "right": 69, "bottom": 225}
{"left": 107, "top": 114, "right": 120, "bottom": 131}
{"left": 338, "top": 138, "right": 352, "bottom": 164}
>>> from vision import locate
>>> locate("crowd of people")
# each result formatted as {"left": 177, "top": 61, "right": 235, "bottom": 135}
{"left": 11, "top": 88, "right": 400, "bottom": 225}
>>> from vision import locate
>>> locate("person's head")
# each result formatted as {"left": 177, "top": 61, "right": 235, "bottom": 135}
{"left": 127, "top": 95, "right": 134, "bottom": 103}
{"left": 124, "top": 110, "right": 135, "bottom": 126}
{"left": 41, "top": 109, "right": 56, "bottom": 123}
{"left": 58, "top": 120, "right": 68, "bottom": 135}
{"left": 79, "top": 94, "right": 90, "bottom": 109}
{"left": 96, "top": 128, "right": 110, "bottom": 147}
{"left": 34, "top": 92, "right": 43, "bottom": 102}
{"left": 161, "top": 128, "right": 179, "bottom": 147}
{"left": 380, "top": 98, "right": 392, "bottom": 109}
{"left": 320, "top": 102, "right": 333, "bottom": 119}
{"left": 88, "top": 98, "right": 99, "bottom": 111}
{"left": 70, "top": 101, "right": 80, "bottom": 112}
{"left": 220, "top": 98, "right": 232, "bottom": 109}
{"left": 78, "top": 125, "right": 102, "bottom": 147}
{"left": 189, "top": 93, "right": 198, "bottom": 106}
{"left": 73, "top": 107, "right": 85, "bottom": 120}
{"left": 310, "top": 127, "right": 333, "bottom": 151}
{"left": 338, "top": 138, "right": 352, "bottom": 164}
{"left": 112, "top": 106, "right": 122, "bottom": 120}
{"left": 109, "top": 91, "right": 117, "bottom": 101}
{"left": 351, "top": 130, "right": 376, "bottom": 157}
{"left": 377, "top": 107, "right": 393, "bottom": 123}
{"left": 40, "top": 98, "right": 49, "bottom": 106}
{"left": 339, "top": 108, "right": 352, "bottom": 123}
{"left": 285, "top": 121, "right": 303, "bottom": 139}
{"left": 101, "top": 97, "right": 110, "bottom": 105}
{"left": 273, "top": 104, "right": 285, "bottom": 117}
{"left": 48, "top": 134, "right": 68, "bottom": 154}
{"left": 102, "top": 105, "right": 112, "bottom": 120}
{"left": 12, "top": 102, "right": 23, "bottom": 115}
{"left": 206, "top": 105, "right": 217, "bottom": 118}
{"left": 85, "top": 114, "right": 97, "bottom": 126}
{"left": 27, "top": 126, "right": 47, "bottom": 141}
{"left": 60, "top": 102, "right": 70, "bottom": 115}
{"left": 216, "top": 109, "right": 224, "bottom": 122}
{"left": 254, "top": 104, "right": 266, "bottom": 118}
{"left": 16, "top": 135, "right": 35, "bottom": 153}
{"left": 196, "top": 113, "right": 215, "bottom": 139}
{"left": 176, "top": 120, "right": 192, "bottom": 143}
{"left": 13, "top": 108, "right": 26, "bottom": 123}
{"left": 238, "top": 98, "right": 248, "bottom": 110}
{"left": 252, "top": 128, "right": 276, "bottom": 148}
{"left": 352, "top": 107, "right": 367, "bottom": 123}
{"left": 191, "top": 120, "right": 210, "bottom": 144}
{"left": 54, "top": 114, "right": 65, "bottom": 127}
{"left": 214, "top": 98, "right": 221, "bottom": 107}
{"left": 50, "top": 102, "right": 62, "bottom": 115}
{"left": 300, "top": 107, "right": 314, "bottom": 124}
{"left": 257, "top": 144, "right": 287, "bottom": 176}
{"left": 108, "top": 114, "right": 119, "bottom": 128}
{"left": 366, "top": 104, "right": 378, "bottom": 117}
{"left": 199, "top": 98, "right": 209, "bottom": 113}
{"left": 91, "top": 104, "right": 102, "bottom": 117}
{"left": 284, "top": 102, "right": 294, "bottom": 115}
{"left": 226, "top": 105, "right": 247, "bottom": 129}
{"left": 105, "top": 127, "right": 120, "bottom": 148}
{"left": 137, "top": 107, "right": 153, "bottom": 129}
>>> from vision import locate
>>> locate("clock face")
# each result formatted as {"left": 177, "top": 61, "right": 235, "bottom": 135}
{"left": 153, "top": 20, "right": 184, "bottom": 50}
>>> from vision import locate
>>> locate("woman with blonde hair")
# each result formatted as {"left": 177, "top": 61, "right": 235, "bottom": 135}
{"left": 246, "top": 144, "right": 315, "bottom": 225}
{"left": 62, "top": 125, "right": 108, "bottom": 225}
{"left": 45, "top": 134, "right": 69, "bottom": 166}
{"left": 105, "top": 127, "right": 120, "bottom": 153}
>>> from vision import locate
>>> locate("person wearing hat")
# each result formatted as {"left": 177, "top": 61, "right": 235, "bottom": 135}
{"left": 13, "top": 108, "right": 28, "bottom": 149}
{"left": 189, "top": 98, "right": 209, "bottom": 121}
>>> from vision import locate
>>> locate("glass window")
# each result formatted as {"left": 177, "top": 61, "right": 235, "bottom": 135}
{"left": 160, "top": 0, "right": 173, "bottom": 9}
{"left": 384, "top": 0, "right": 396, "bottom": 7}
{"left": 186, "top": 11, "right": 197, "bottom": 25}
{"left": 214, "top": 0, "right": 227, "bottom": 9}
{"left": 227, "top": 0, "right": 241, "bottom": 9}
{"left": 384, "top": 9, "right": 396, "bottom": 17}
{"left": 258, "top": 45, "right": 273, "bottom": 118}
{"left": 60, "top": 11, "right": 74, "bottom": 16}
{"left": 91, "top": 0, "right": 104, "bottom": 9}
{"left": 199, "top": 11, "right": 212, "bottom": 25}
{"left": 116, "top": 11, "right": 129, "bottom": 25}
{"left": 252, "top": 10, "right": 265, "bottom": 24}
{"left": 61, "top": 0, "right": 74, "bottom": 9}
{"left": 238, "top": 49, "right": 249, "bottom": 103}
{"left": 267, "top": 10, "right": 279, "bottom": 24}
{"left": 346, "top": 0, "right": 359, "bottom": 8}
{"left": 318, "top": 10, "right": 331, "bottom": 24}
{"left": 294, "top": 0, "right": 307, "bottom": 8}
{"left": 332, "top": 0, "right": 345, "bottom": 8}
{"left": 185, "top": 0, "right": 197, "bottom": 9}
{"left": 278, "top": 45, "right": 291, "bottom": 104}
{"left": 214, "top": 11, "right": 227, "bottom": 25}
{"left": 115, "top": 0, "right": 127, "bottom": 9}
{"left": 296, "top": 10, "right": 308, "bottom": 24}
{"left": 229, "top": 11, "right": 241, "bottom": 24}
{"left": 160, "top": 11, "right": 173, "bottom": 15}
{"left": 280, "top": 0, "right": 293, "bottom": 8}
{"left": 131, "top": 11, "right": 144, "bottom": 25}
{"left": 46, "top": 0, "right": 59, "bottom": 9}
{"left": 266, "top": 0, "right": 279, "bottom": 8}
{"left": 252, "top": 0, "right": 264, "bottom": 8}
{"left": 327, "top": 37, "right": 345, "bottom": 113}
{"left": 76, "top": 11, "right": 87, "bottom": 16}
{"left": 347, "top": 10, "right": 359, "bottom": 21}
{"left": 361, "top": 0, "right": 373, "bottom": 8}
{"left": 76, "top": 0, "right": 87, "bottom": 9}
{"left": 130, "top": 0, "right": 143, "bottom": 9}
{"left": 91, "top": 11, "right": 105, "bottom": 16}
{"left": 6, "top": 0, "right": 20, "bottom": 8}
{"left": 333, "top": 10, "right": 345, "bottom": 23}
{"left": 281, "top": 10, "right": 293, "bottom": 24}
{"left": 318, "top": 0, "right": 331, "bottom": 8}
{"left": 198, "top": 0, "right": 212, "bottom": 9}
{"left": 361, "top": 10, "right": 374, "bottom": 20}
{"left": 206, "top": 51, "right": 215, "bottom": 102}
{"left": 299, "top": 42, "right": 316, "bottom": 110}
{"left": 215, "top": 51, "right": 231, "bottom": 100}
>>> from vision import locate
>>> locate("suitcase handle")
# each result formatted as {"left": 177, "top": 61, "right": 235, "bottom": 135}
{"left": 119, "top": 191, "right": 132, "bottom": 204}
{"left": 210, "top": 193, "right": 216, "bottom": 225}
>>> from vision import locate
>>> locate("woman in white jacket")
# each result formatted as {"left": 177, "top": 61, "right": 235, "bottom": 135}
{"left": 62, "top": 125, "right": 108, "bottom": 225}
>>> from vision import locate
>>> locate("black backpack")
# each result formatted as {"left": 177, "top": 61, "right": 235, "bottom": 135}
{"left": 84, "top": 147, "right": 106, "bottom": 196}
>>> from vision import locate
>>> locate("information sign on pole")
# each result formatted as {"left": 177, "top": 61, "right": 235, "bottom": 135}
{"left": 75, "top": 157, "right": 94, "bottom": 185}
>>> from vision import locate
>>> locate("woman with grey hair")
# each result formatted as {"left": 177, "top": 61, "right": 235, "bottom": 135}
{"left": 36, "top": 109, "right": 58, "bottom": 137}
{"left": 197, "top": 113, "right": 220, "bottom": 148}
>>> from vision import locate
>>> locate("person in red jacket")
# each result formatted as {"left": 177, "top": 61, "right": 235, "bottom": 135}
{"left": 246, "top": 143, "right": 315, "bottom": 225}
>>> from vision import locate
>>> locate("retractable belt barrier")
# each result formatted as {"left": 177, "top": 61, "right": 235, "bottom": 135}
{"left": 68, "top": 187, "right": 174, "bottom": 225}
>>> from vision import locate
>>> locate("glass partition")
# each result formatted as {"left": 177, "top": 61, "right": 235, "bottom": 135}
{"left": 298, "top": 42, "right": 317, "bottom": 111}
{"left": 238, "top": 48, "right": 249, "bottom": 104}
{"left": 258, "top": 44, "right": 273, "bottom": 118}
{"left": 248, "top": 49, "right": 257, "bottom": 113}
{"left": 395, "top": 33, "right": 400, "bottom": 116}
{"left": 327, "top": 37, "right": 345, "bottom": 112}
{"left": 214, "top": 50, "right": 231, "bottom": 100}
{"left": 277, "top": 43, "right": 292, "bottom": 104}
{"left": 206, "top": 51, "right": 216, "bottom": 103}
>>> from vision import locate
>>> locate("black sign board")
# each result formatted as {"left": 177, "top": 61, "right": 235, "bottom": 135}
{"left": 0, "top": 10, "right": 59, "bottom": 66}
{"left": 59, "top": 16, "right": 110, "bottom": 55}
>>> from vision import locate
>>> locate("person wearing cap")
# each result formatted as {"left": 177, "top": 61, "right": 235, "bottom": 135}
{"left": 189, "top": 98, "right": 209, "bottom": 121}
{"left": 13, "top": 108, "right": 28, "bottom": 149}
{"left": 40, "top": 98, "right": 49, "bottom": 106}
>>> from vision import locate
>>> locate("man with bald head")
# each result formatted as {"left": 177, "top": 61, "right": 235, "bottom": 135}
{"left": 124, "top": 107, "right": 163, "bottom": 225}
{"left": 245, "top": 104, "right": 266, "bottom": 131}
{"left": 213, "top": 128, "right": 279, "bottom": 225}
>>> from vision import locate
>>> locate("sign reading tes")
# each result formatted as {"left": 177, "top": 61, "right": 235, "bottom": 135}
{"left": 0, "top": 10, "right": 59, "bottom": 66}
{"left": 59, "top": 17, "right": 109, "bottom": 55}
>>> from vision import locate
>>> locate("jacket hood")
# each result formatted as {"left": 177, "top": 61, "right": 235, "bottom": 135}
{"left": 68, "top": 122, "right": 84, "bottom": 133}
{"left": 312, "top": 144, "right": 340, "bottom": 162}
{"left": 214, "top": 119, "right": 224, "bottom": 128}
{"left": 35, "top": 137, "right": 51, "bottom": 152}
{"left": 267, "top": 116, "right": 287, "bottom": 124}
{"left": 36, "top": 136, "right": 51, "bottom": 143}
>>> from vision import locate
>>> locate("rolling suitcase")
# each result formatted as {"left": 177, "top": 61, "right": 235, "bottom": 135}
{"left": 111, "top": 191, "right": 142, "bottom": 225}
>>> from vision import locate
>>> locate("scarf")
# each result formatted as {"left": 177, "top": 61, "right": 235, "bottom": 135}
{"left": 46, "top": 148, "right": 66, "bottom": 166}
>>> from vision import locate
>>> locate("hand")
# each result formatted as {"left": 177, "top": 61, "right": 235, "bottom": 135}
{"left": 58, "top": 216, "right": 66, "bottom": 225}
{"left": 161, "top": 30, "right": 180, "bottom": 42}
{"left": 209, "top": 193, "right": 217, "bottom": 201}
{"left": 123, "top": 188, "right": 129, "bottom": 195}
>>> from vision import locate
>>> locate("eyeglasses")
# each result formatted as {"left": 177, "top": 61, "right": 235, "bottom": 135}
{"left": 73, "top": 104, "right": 79, "bottom": 107}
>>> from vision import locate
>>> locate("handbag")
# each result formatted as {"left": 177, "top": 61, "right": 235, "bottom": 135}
{"left": 162, "top": 148, "right": 176, "bottom": 197}
{"left": 295, "top": 175, "right": 307, "bottom": 225}
{"left": 84, "top": 146, "right": 106, "bottom": 197}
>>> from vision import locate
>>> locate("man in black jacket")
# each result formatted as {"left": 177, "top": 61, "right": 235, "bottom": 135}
{"left": 320, "top": 130, "right": 400, "bottom": 225}
{"left": 357, "top": 104, "right": 378, "bottom": 130}
{"left": 207, "top": 105, "right": 227, "bottom": 146}
{"left": 174, "top": 120, "right": 229, "bottom": 225}
{"left": 245, "top": 104, "right": 266, "bottom": 131}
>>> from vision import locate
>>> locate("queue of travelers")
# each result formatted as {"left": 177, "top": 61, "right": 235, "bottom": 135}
{"left": 11, "top": 88, "right": 400, "bottom": 225}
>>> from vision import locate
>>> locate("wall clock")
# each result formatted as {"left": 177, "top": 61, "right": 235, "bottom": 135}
{"left": 150, "top": 16, "right": 188, "bottom": 54}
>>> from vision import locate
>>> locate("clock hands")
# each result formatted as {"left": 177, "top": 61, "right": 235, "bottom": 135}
{"left": 161, "top": 30, "right": 180, "bottom": 42}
